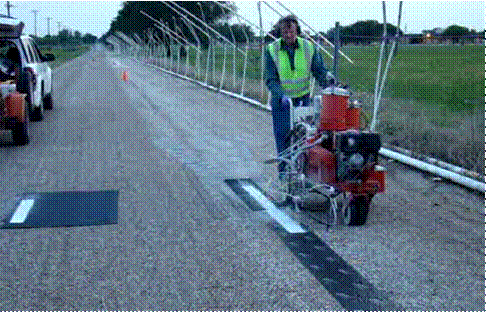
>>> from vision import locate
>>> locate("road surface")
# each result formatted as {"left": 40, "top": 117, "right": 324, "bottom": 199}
{"left": 0, "top": 48, "right": 483, "bottom": 310}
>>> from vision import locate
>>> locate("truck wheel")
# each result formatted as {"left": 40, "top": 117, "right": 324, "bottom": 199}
{"left": 18, "top": 71, "right": 41, "bottom": 122}
{"left": 43, "top": 93, "right": 53, "bottom": 110}
{"left": 29, "top": 94, "right": 43, "bottom": 122}
{"left": 343, "top": 195, "right": 371, "bottom": 226}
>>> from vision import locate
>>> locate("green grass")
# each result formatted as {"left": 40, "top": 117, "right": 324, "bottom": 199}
{"left": 336, "top": 45, "right": 485, "bottom": 111}
{"left": 178, "top": 43, "right": 485, "bottom": 112}
{"left": 40, "top": 45, "right": 91, "bottom": 68}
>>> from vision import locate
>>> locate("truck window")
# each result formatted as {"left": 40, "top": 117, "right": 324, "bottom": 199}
{"left": 27, "top": 41, "right": 39, "bottom": 63}
{"left": 21, "top": 38, "right": 36, "bottom": 63}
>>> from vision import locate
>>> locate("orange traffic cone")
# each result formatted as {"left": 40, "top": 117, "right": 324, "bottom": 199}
{"left": 121, "top": 70, "right": 128, "bottom": 81}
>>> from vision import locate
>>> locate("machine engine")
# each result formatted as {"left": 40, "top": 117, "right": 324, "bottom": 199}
{"left": 335, "top": 131, "right": 381, "bottom": 181}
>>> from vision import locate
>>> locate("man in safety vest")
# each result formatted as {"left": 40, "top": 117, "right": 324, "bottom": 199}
{"left": 265, "top": 15, "right": 336, "bottom": 174}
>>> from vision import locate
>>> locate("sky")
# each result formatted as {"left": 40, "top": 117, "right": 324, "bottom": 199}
{"left": 3, "top": 1, "right": 485, "bottom": 38}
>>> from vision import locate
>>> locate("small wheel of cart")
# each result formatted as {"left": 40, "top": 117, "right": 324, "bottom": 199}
{"left": 343, "top": 194, "right": 372, "bottom": 226}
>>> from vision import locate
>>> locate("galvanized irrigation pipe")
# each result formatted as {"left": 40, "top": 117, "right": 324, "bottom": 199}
{"left": 376, "top": 2, "right": 403, "bottom": 113}
{"left": 180, "top": 15, "right": 202, "bottom": 79}
{"left": 220, "top": 44, "right": 227, "bottom": 90}
{"left": 160, "top": 2, "right": 213, "bottom": 80}
{"left": 172, "top": 18, "right": 186, "bottom": 74}
{"left": 216, "top": 3, "right": 236, "bottom": 88}
{"left": 236, "top": 12, "right": 250, "bottom": 96}
{"left": 382, "top": 144, "right": 483, "bottom": 181}
{"left": 213, "top": 40, "right": 217, "bottom": 84}
{"left": 164, "top": 2, "right": 211, "bottom": 79}
{"left": 169, "top": 1, "right": 245, "bottom": 54}
{"left": 379, "top": 148, "right": 484, "bottom": 192}
{"left": 370, "top": 2, "right": 388, "bottom": 132}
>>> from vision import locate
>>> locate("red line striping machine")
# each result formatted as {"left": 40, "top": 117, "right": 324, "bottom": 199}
{"left": 275, "top": 85, "right": 386, "bottom": 226}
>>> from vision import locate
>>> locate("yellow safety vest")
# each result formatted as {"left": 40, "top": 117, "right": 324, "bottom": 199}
{"left": 267, "top": 37, "right": 314, "bottom": 98}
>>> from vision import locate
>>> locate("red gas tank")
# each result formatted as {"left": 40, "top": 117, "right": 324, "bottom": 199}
{"left": 319, "top": 87, "right": 360, "bottom": 131}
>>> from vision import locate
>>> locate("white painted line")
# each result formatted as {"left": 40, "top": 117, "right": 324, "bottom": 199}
{"left": 10, "top": 199, "right": 35, "bottom": 223}
{"left": 241, "top": 183, "right": 306, "bottom": 234}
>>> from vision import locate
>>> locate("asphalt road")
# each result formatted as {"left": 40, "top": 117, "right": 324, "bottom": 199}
{"left": 0, "top": 47, "right": 484, "bottom": 310}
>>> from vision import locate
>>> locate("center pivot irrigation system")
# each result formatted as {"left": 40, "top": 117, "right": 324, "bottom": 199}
{"left": 106, "top": 1, "right": 484, "bottom": 194}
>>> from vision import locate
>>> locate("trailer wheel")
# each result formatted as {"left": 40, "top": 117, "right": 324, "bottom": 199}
{"left": 343, "top": 195, "right": 371, "bottom": 226}
{"left": 12, "top": 119, "right": 29, "bottom": 145}
{"left": 7, "top": 117, "right": 29, "bottom": 146}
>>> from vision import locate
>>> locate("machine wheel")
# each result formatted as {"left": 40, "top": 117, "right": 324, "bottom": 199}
{"left": 343, "top": 195, "right": 371, "bottom": 226}
{"left": 43, "top": 93, "right": 53, "bottom": 110}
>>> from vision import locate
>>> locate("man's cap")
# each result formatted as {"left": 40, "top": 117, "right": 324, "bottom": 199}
{"left": 278, "top": 14, "right": 299, "bottom": 26}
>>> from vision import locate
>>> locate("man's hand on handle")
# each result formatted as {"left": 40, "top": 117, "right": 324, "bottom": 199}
{"left": 280, "top": 95, "right": 292, "bottom": 109}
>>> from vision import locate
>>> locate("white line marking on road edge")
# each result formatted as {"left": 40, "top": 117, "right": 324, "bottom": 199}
{"left": 10, "top": 199, "right": 35, "bottom": 223}
{"left": 241, "top": 183, "right": 306, "bottom": 234}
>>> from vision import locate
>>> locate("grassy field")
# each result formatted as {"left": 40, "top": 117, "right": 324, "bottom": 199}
{"left": 337, "top": 45, "right": 485, "bottom": 111}
{"left": 40, "top": 45, "right": 91, "bottom": 68}
{"left": 178, "top": 43, "right": 485, "bottom": 111}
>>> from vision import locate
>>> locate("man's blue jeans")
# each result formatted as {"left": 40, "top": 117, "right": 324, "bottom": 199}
{"left": 271, "top": 94, "right": 311, "bottom": 173}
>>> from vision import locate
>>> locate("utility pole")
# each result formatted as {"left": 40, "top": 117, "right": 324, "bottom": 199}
{"left": 57, "top": 21, "right": 61, "bottom": 34}
{"left": 32, "top": 10, "right": 38, "bottom": 37}
{"left": 5, "top": 1, "right": 14, "bottom": 17}
{"left": 47, "top": 17, "right": 51, "bottom": 36}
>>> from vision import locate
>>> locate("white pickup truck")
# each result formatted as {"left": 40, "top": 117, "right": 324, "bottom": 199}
{"left": 0, "top": 16, "right": 55, "bottom": 145}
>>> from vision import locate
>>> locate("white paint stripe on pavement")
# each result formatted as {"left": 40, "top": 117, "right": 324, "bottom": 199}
{"left": 241, "top": 183, "right": 306, "bottom": 234}
{"left": 10, "top": 199, "right": 35, "bottom": 223}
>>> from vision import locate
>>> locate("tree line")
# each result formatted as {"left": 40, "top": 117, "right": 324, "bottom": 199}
{"left": 35, "top": 29, "right": 97, "bottom": 47}
{"left": 102, "top": 2, "right": 484, "bottom": 47}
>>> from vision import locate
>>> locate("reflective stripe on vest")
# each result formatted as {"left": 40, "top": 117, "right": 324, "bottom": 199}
{"left": 268, "top": 37, "right": 314, "bottom": 98}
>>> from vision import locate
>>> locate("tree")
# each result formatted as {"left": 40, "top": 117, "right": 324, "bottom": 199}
{"left": 82, "top": 33, "right": 98, "bottom": 44}
{"left": 73, "top": 30, "right": 82, "bottom": 45}
{"left": 338, "top": 20, "right": 402, "bottom": 45}
{"left": 105, "top": 1, "right": 236, "bottom": 48}
{"left": 58, "top": 29, "right": 71, "bottom": 45}
{"left": 442, "top": 25, "right": 470, "bottom": 43}
{"left": 36, "top": 29, "right": 98, "bottom": 47}
{"left": 212, "top": 23, "right": 255, "bottom": 44}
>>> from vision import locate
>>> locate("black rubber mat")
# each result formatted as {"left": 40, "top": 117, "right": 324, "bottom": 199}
{"left": 224, "top": 178, "right": 265, "bottom": 211}
{"left": 1, "top": 190, "right": 118, "bottom": 229}
{"left": 226, "top": 178, "right": 399, "bottom": 310}
{"left": 272, "top": 224, "right": 400, "bottom": 311}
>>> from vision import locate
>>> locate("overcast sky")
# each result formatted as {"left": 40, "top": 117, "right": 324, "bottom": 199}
{"left": 4, "top": 1, "right": 486, "bottom": 38}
